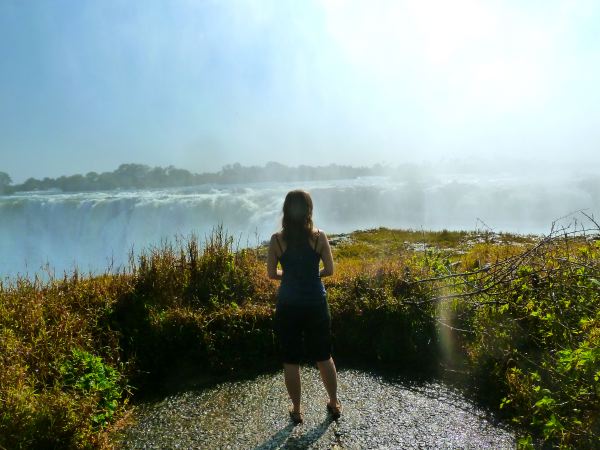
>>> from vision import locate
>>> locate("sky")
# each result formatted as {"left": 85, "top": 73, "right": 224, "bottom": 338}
{"left": 1, "top": 0, "right": 600, "bottom": 183}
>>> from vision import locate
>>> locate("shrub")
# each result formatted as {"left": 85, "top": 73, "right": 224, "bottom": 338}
{"left": 59, "top": 349, "right": 124, "bottom": 429}
{"left": 1, "top": 226, "right": 598, "bottom": 448}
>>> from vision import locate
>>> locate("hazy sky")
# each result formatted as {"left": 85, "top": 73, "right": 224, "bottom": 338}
{"left": 1, "top": 0, "right": 600, "bottom": 183}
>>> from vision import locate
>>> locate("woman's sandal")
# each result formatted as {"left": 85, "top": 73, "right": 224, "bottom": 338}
{"left": 289, "top": 407, "right": 304, "bottom": 425}
{"left": 326, "top": 401, "right": 342, "bottom": 419}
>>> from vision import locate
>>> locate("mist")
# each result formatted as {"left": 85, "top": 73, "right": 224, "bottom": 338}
{"left": 1, "top": 162, "right": 599, "bottom": 278}
{"left": 2, "top": 0, "right": 600, "bottom": 182}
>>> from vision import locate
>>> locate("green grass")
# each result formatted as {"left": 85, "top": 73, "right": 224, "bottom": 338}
{"left": 330, "top": 227, "right": 537, "bottom": 260}
{"left": 331, "top": 227, "right": 468, "bottom": 259}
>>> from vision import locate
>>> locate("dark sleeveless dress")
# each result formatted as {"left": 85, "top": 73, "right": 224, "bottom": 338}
{"left": 274, "top": 232, "right": 332, "bottom": 363}
{"left": 277, "top": 235, "right": 326, "bottom": 305}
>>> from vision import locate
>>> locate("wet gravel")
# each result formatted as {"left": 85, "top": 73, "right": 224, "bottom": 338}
{"left": 113, "top": 368, "right": 515, "bottom": 449}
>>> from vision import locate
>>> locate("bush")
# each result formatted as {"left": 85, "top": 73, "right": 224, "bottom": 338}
{"left": 462, "top": 239, "right": 600, "bottom": 447}
{"left": 1, "top": 226, "right": 598, "bottom": 448}
{"left": 59, "top": 349, "right": 124, "bottom": 429}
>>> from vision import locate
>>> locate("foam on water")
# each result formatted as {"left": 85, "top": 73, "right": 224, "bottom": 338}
{"left": 1, "top": 175, "right": 597, "bottom": 278}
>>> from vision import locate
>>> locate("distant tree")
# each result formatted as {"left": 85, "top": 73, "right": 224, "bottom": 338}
{"left": 0, "top": 171, "right": 12, "bottom": 194}
{"left": 148, "top": 166, "right": 167, "bottom": 187}
{"left": 97, "top": 171, "right": 119, "bottom": 190}
{"left": 21, "top": 177, "right": 42, "bottom": 191}
{"left": 166, "top": 167, "right": 193, "bottom": 186}
{"left": 41, "top": 177, "right": 53, "bottom": 190}
{"left": 263, "top": 162, "right": 287, "bottom": 181}
{"left": 63, "top": 174, "right": 85, "bottom": 191}
{"left": 84, "top": 172, "right": 99, "bottom": 190}
{"left": 114, "top": 163, "right": 151, "bottom": 188}
{"left": 2, "top": 162, "right": 381, "bottom": 194}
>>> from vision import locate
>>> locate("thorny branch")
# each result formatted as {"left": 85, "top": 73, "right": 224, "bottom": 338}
{"left": 405, "top": 212, "right": 600, "bottom": 308}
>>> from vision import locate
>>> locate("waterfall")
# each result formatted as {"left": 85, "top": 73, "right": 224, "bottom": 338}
{"left": 1, "top": 175, "right": 596, "bottom": 279}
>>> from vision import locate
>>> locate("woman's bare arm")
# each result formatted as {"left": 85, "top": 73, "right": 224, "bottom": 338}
{"left": 267, "top": 233, "right": 283, "bottom": 280}
{"left": 318, "top": 231, "right": 334, "bottom": 277}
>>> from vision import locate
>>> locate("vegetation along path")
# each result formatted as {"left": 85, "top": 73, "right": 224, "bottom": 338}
{"left": 113, "top": 368, "right": 515, "bottom": 449}
{"left": 3, "top": 223, "right": 597, "bottom": 447}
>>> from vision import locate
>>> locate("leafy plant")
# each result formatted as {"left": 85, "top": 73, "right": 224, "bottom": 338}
{"left": 59, "top": 349, "right": 124, "bottom": 429}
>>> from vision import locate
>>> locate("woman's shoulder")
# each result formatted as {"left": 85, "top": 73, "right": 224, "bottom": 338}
{"left": 311, "top": 228, "right": 328, "bottom": 248}
{"left": 312, "top": 228, "right": 327, "bottom": 238}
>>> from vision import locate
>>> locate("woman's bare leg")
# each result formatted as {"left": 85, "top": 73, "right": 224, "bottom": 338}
{"left": 316, "top": 357, "right": 338, "bottom": 406}
{"left": 283, "top": 363, "right": 301, "bottom": 412}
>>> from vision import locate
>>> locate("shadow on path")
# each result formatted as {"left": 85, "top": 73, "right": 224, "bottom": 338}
{"left": 253, "top": 417, "right": 335, "bottom": 450}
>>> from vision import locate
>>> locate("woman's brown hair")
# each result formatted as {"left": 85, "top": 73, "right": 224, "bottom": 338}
{"left": 282, "top": 190, "right": 314, "bottom": 245}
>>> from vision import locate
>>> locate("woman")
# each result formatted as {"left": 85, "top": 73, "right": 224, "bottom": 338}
{"left": 267, "top": 190, "right": 342, "bottom": 424}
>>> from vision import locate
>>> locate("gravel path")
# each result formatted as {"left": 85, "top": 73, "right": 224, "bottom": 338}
{"left": 113, "top": 368, "right": 515, "bottom": 449}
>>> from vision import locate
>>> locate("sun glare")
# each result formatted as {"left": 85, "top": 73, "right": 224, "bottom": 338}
{"left": 321, "top": 0, "right": 551, "bottom": 116}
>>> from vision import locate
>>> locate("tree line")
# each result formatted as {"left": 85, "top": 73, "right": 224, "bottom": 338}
{"left": 0, "top": 162, "right": 390, "bottom": 194}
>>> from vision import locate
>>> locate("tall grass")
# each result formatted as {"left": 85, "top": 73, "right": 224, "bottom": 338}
{"left": 0, "top": 273, "right": 128, "bottom": 448}
{"left": 0, "top": 225, "right": 598, "bottom": 448}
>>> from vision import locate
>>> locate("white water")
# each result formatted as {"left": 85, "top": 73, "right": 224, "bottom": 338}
{"left": 1, "top": 174, "right": 598, "bottom": 279}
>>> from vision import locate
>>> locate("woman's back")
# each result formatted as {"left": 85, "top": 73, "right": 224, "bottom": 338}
{"left": 276, "top": 231, "right": 326, "bottom": 304}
